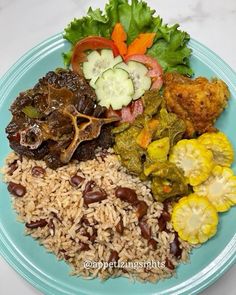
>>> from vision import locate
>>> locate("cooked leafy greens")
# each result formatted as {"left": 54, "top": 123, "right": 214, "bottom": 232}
{"left": 113, "top": 90, "right": 188, "bottom": 201}
{"left": 142, "top": 90, "right": 163, "bottom": 117}
{"left": 63, "top": 0, "right": 193, "bottom": 75}
{"left": 113, "top": 120, "right": 144, "bottom": 175}
{"left": 155, "top": 108, "right": 186, "bottom": 146}
{"left": 144, "top": 161, "right": 189, "bottom": 201}
{"left": 112, "top": 90, "right": 162, "bottom": 175}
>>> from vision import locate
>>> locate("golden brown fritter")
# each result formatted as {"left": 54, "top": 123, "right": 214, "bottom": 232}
{"left": 163, "top": 72, "right": 230, "bottom": 137}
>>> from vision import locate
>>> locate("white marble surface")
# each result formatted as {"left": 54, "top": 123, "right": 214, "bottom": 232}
{"left": 0, "top": 0, "right": 235, "bottom": 294}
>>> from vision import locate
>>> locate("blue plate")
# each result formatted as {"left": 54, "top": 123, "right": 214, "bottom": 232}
{"left": 0, "top": 34, "right": 235, "bottom": 295}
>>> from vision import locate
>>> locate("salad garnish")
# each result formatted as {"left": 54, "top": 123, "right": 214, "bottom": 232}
{"left": 63, "top": 0, "right": 193, "bottom": 75}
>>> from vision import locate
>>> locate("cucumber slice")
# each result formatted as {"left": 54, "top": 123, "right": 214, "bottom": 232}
{"left": 115, "top": 61, "right": 151, "bottom": 100}
{"left": 95, "top": 68, "right": 134, "bottom": 110}
{"left": 82, "top": 49, "right": 122, "bottom": 89}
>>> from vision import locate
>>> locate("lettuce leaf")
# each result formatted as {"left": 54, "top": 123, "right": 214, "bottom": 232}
{"left": 63, "top": 11, "right": 110, "bottom": 45}
{"left": 148, "top": 20, "right": 192, "bottom": 75}
{"left": 63, "top": 0, "right": 193, "bottom": 75}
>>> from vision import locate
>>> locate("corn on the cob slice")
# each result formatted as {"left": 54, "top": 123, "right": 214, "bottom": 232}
{"left": 169, "top": 139, "right": 213, "bottom": 186}
{"left": 171, "top": 194, "right": 218, "bottom": 244}
{"left": 194, "top": 165, "right": 236, "bottom": 212}
{"left": 198, "top": 132, "right": 234, "bottom": 167}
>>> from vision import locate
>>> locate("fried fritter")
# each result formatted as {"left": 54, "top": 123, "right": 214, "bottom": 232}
{"left": 163, "top": 72, "right": 230, "bottom": 137}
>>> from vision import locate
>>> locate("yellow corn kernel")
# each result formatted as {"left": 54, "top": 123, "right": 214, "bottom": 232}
{"left": 198, "top": 132, "right": 234, "bottom": 167}
{"left": 171, "top": 194, "right": 218, "bottom": 244}
{"left": 194, "top": 165, "right": 236, "bottom": 212}
{"left": 169, "top": 139, "right": 213, "bottom": 186}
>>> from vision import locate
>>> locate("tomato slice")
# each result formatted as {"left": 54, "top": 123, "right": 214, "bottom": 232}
{"left": 106, "top": 99, "right": 144, "bottom": 123}
{"left": 125, "top": 54, "right": 163, "bottom": 90}
{"left": 71, "top": 36, "right": 120, "bottom": 75}
{"left": 121, "top": 99, "right": 144, "bottom": 123}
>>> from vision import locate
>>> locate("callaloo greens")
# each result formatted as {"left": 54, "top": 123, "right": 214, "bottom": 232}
{"left": 63, "top": 0, "right": 193, "bottom": 76}
{"left": 112, "top": 90, "right": 188, "bottom": 202}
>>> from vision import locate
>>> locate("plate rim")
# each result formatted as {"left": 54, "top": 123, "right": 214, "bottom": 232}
{"left": 0, "top": 33, "right": 236, "bottom": 295}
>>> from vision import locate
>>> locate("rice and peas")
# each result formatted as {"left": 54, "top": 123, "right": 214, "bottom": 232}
{"left": 2, "top": 149, "right": 191, "bottom": 282}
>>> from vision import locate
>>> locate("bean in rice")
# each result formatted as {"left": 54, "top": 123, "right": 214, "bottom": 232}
{"left": 2, "top": 149, "right": 191, "bottom": 282}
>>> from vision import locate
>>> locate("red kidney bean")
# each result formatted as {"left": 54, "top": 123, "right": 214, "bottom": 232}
{"left": 7, "top": 181, "right": 26, "bottom": 197}
{"left": 70, "top": 175, "right": 85, "bottom": 187}
{"left": 90, "top": 227, "right": 97, "bottom": 243}
{"left": 83, "top": 190, "right": 107, "bottom": 205}
{"left": 115, "top": 187, "right": 138, "bottom": 204}
{"left": 115, "top": 218, "right": 124, "bottom": 235}
{"left": 162, "top": 211, "right": 171, "bottom": 222}
{"left": 25, "top": 219, "right": 47, "bottom": 229}
{"left": 170, "top": 232, "right": 182, "bottom": 259}
{"left": 80, "top": 216, "right": 90, "bottom": 226}
{"left": 163, "top": 199, "right": 171, "bottom": 211}
{"left": 64, "top": 254, "right": 71, "bottom": 260}
{"left": 148, "top": 238, "right": 157, "bottom": 250}
{"left": 31, "top": 166, "right": 46, "bottom": 177}
{"left": 136, "top": 201, "right": 148, "bottom": 220}
{"left": 158, "top": 215, "right": 167, "bottom": 232}
{"left": 108, "top": 250, "right": 119, "bottom": 263}
{"left": 158, "top": 205, "right": 171, "bottom": 231}
{"left": 139, "top": 220, "right": 151, "bottom": 240}
{"left": 165, "top": 258, "right": 175, "bottom": 270}
{"left": 8, "top": 160, "right": 18, "bottom": 176}
{"left": 80, "top": 243, "right": 90, "bottom": 251}
{"left": 60, "top": 249, "right": 71, "bottom": 260}
{"left": 83, "top": 180, "right": 96, "bottom": 194}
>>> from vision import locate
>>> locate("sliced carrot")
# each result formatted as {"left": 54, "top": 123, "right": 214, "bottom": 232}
{"left": 148, "top": 119, "right": 159, "bottom": 130}
{"left": 126, "top": 33, "right": 156, "bottom": 57}
{"left": 136, "top": 119, "right": 159, "bottom": 149}
{"left": 111, "top": 23, "right": 128, "bottom": 57}
{"left": 163, "top": 185, "right": 172, "bottom": 193}
{"left": 136, "top": 129, "right": 151, "bottom": 149}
